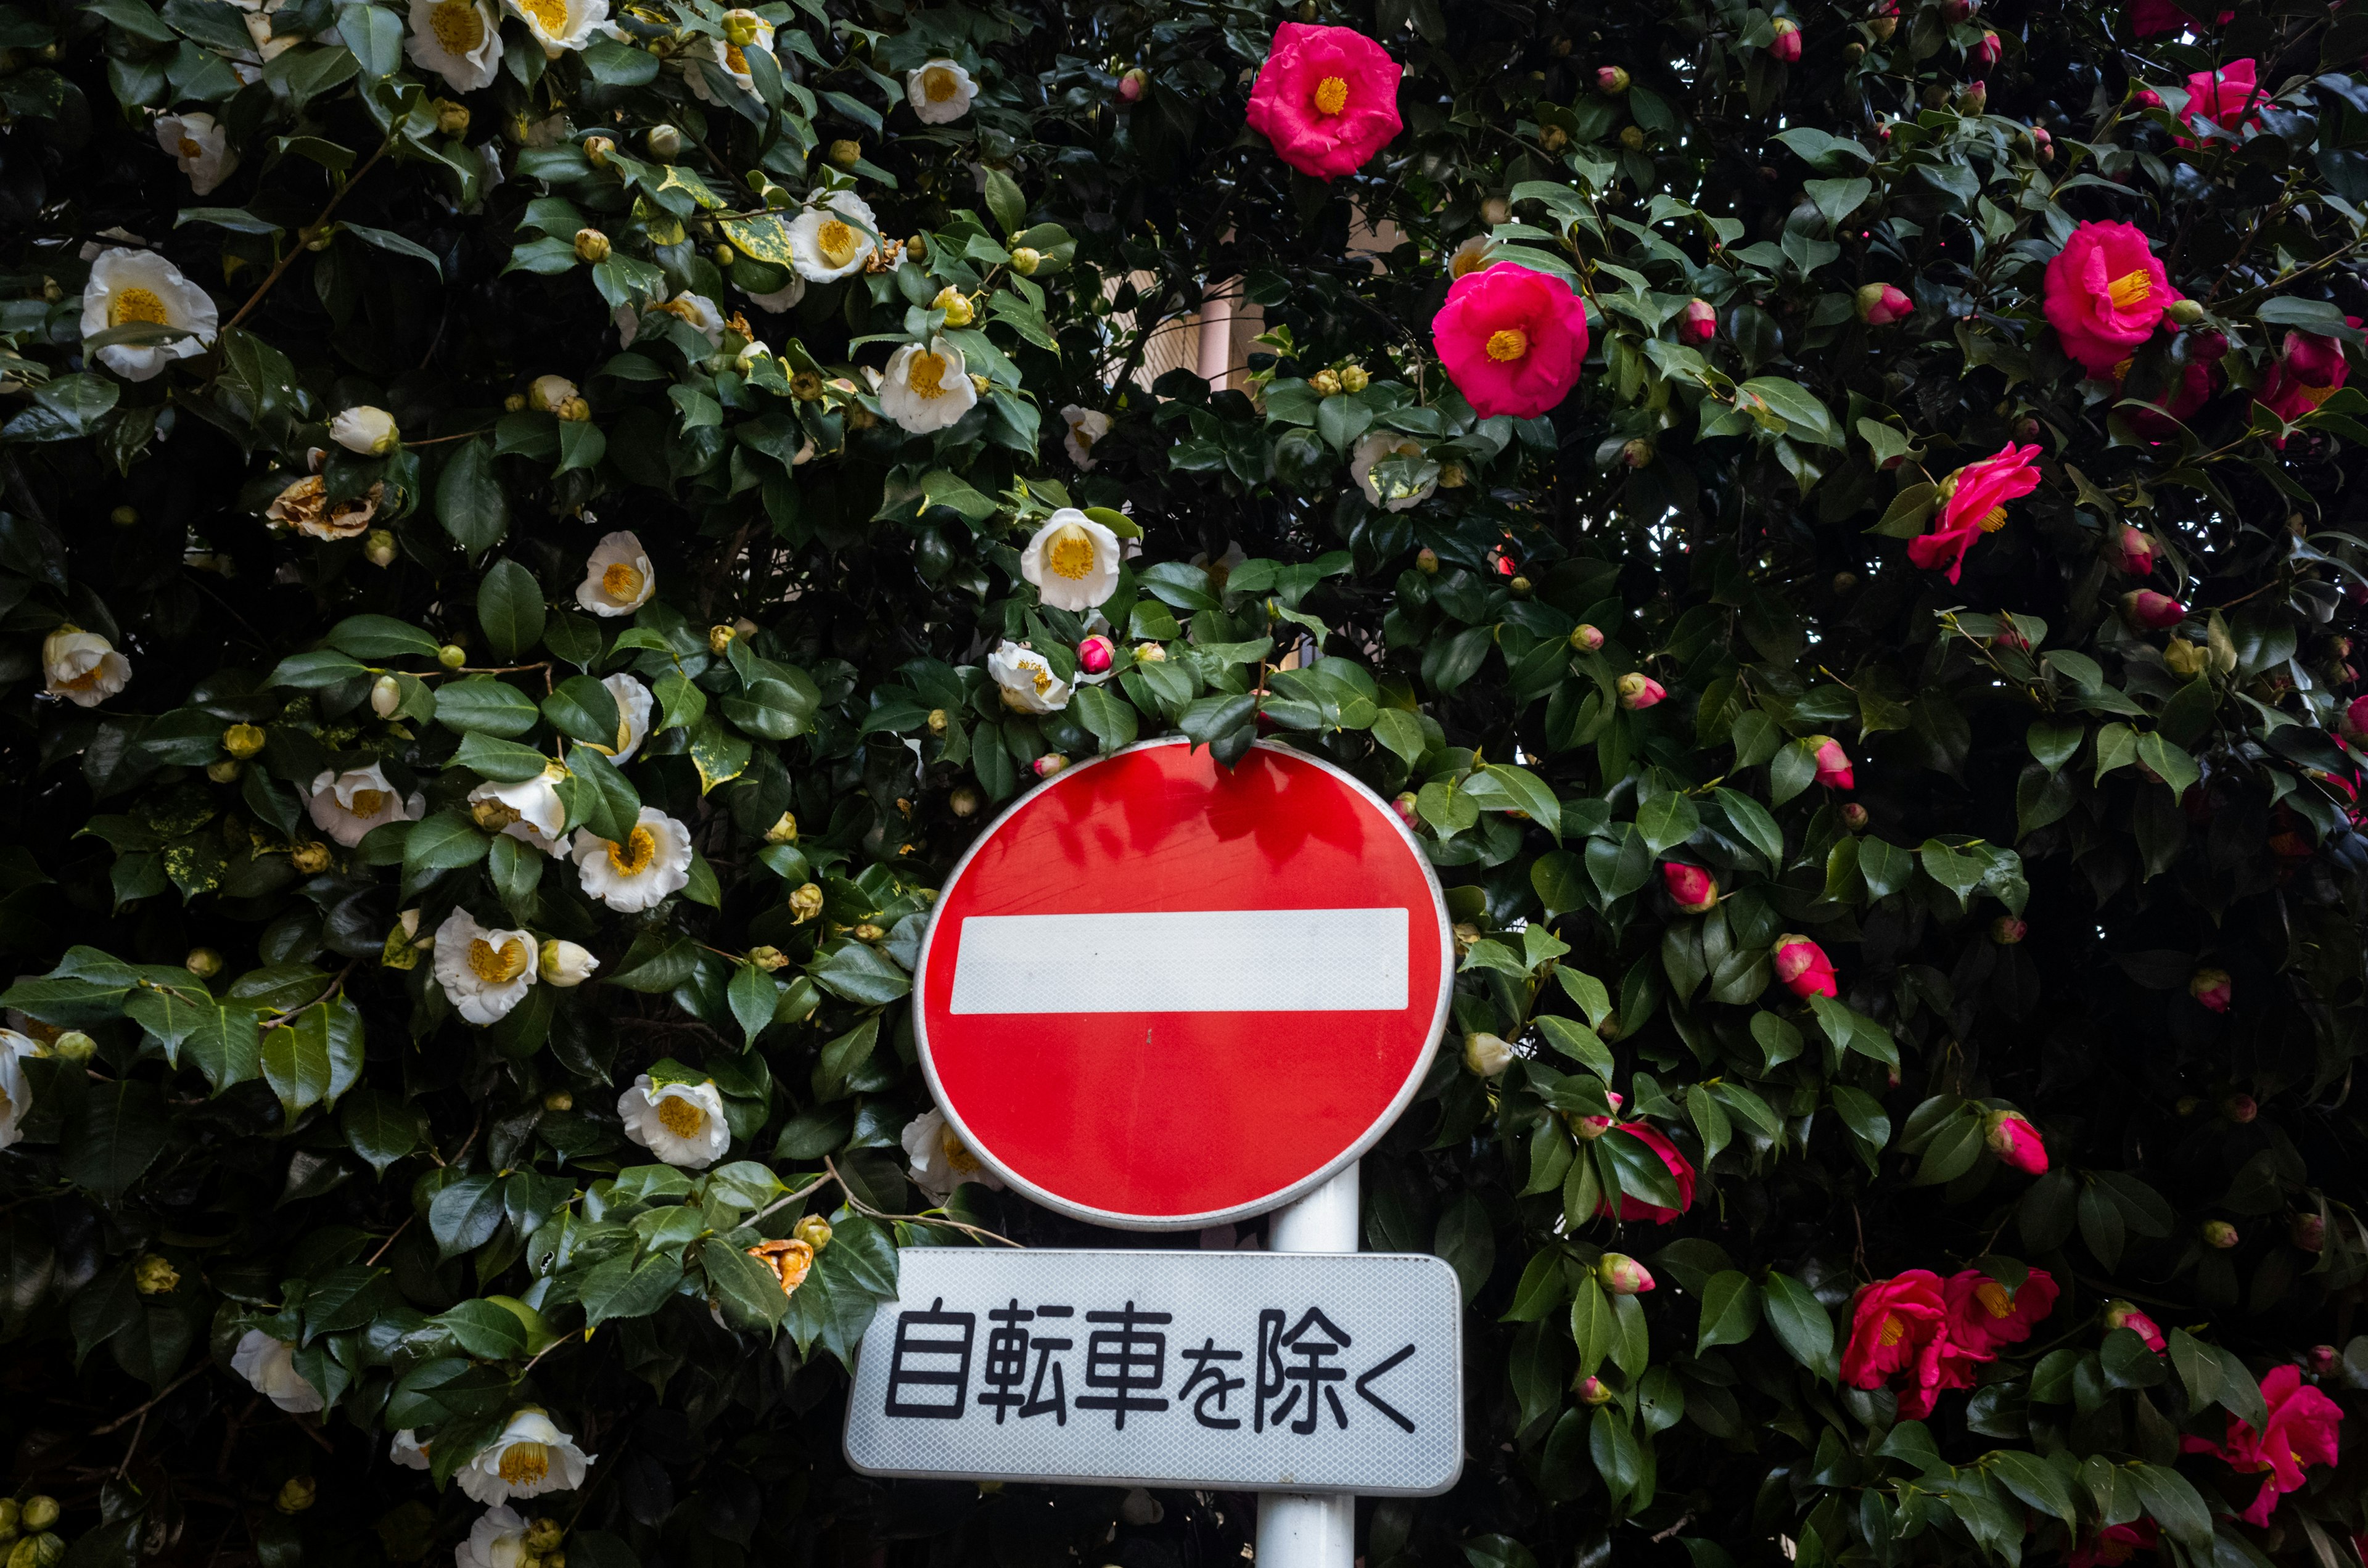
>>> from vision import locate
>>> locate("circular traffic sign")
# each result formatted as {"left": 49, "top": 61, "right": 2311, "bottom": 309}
{"left": 915, "top": 736, "right": 1454, "bottom": 1229}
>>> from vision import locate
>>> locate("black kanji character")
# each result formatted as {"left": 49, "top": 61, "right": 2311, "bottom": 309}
{"left": 1076, "top": 1300, "right": 1172, "bottom": 1429}
{"left": 1256, "top": 1307, "right": 1351, "bottom": 1435}
{"left": 1176, "top": 1337, "right": 1246, "bottom": 1430}
{"left": 1021, "top": 1305, "right": 1074, "bottom": 1423}
{"left": 883, "top": 1297, "right": 976, "bottom": 1419}
{"left": 979, "top": 1299, "right": 1037, "bottom": 1424}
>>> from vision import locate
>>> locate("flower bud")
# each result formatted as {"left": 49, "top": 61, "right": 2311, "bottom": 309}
{"left": 1619, "top": 126, "right": 1646, "bottom": 150}
{"left": 1773, "top": 934, "right": 1839, "bottom": 999}
{"left": 1678, "top": 297, "right": 1717, "bottom": 344}
{"left": 2221, "top": 1091, "right": 2257, "bottom": 1124}
{"left": 1010, "top": 247, "right": 1042, "bottom": 276}
{"left": 363, "top": 528, "right": 398, "bottom": 567}
{"left": 109, "top": 504, "right": 138, "bottom": 527}
{"left": 2292, "top": 1213, "right": 2325, "bottom": 1253}
{"left": 1990, "top": 915, "right": 2026, "bottom": 945}
{"left": 762, "top": 812, "right": 798, "bottom": 845}
{"left": 1462, "top": 1031, "right": 1514, "bottom": 1078}
{"left": 1568, "top": 1090, "right": 1622, "bottom": 1140}
{"left": 1943, "top": 0, "right": 1975, "bottom": 17}
{"left": 1033, "top": 753, "right": 1068, "bottom": 779}
{"left": 950, "top": 785, "right": 982, "bottom": 818}
{"left": 2028, "top": 125, "right": 2052, "bottom": 162}
{"left": 1569, "top": 623, "right": 1605, "bottom": 652}
{"left": 932, "top": 286, "right": 976, "bottom": 327}
{"left": 538, "top": 939, "right": 598, "bottom": 987}
{"left": 524, "top": 1519, "right": 567, "bottom": 1555}
{"left": 1769, "top": 17, "right": 1801, "bottom": 61}
{"left": 275, "top": 1479, "right": 316, "bottom": 1514}
{"left": 2201, "top": 1220, "right": 2240, "bottom": 1249}
{"left": 2190, "top": 966, "right": 2232, "bottom": 1013}
{"left": 2103, "top": 1299, "right": 2163, "bottom": 1348}
{"left": 290, "top": 842, "right": 331, "bottom": 874}
{"left": 926, "top": 708, "right": 950, "bottom": 734}
{"left": 1983, "top": 1109, "right": 2049, "bottom": 1174}
{"left": 1620, "top": 438, "right": 1655, "bottom": 469}
{"left": 1810, "top": 736, "right": 1854, "bottom": 789}
{"left": 2163, "top": 297, "right": 2206, "bottom": 328}
{"left": 1968, "top": 30, "right": 2000, "bottom": 76}
{"left": 1118, "top": 67, "right": 1148, "bottom": 102}
{"left": 828, "top": 138, "right": 861, "bottom": 167}
{"left": 1661, "top": 862, "right": 1717, "bottom": 914}
{"left": 544, "top": 1090, "right": 574, "bottom": 1111}
{"left": 224, "top": 722, "right": 267, "bottom": 758}
{"left": 1597, "top": 1253, "right": 1654, "bottom": 1294}
{"left": 1576, "top": 1374, "right": 1614, "bottom": 1405}
{"left": 1415, "top": 547, "right": 1439, "bottom": 574}
{"left": 184, "top": 947, "right": 223, "bottom": 979}
{"left": 789, "top": 883, "right": 824, "bottom": 923}
{"left": 2121, "top": 590, "right": 2187, "bottom": 631}
{"left": 795, "top": 1213, "right": 834, "bottom": 1250}
{"left": 438, "top": 644, "right": 467, "bottom": 669}
{"left": 1540, "top": 125, "right": 1569, "bottom": 152}
{"left": 582, "top": 134, "right": 614, "bottom": 167}
{"left": 1616, "top": 672, "right": 1666, "bottom": 710}
{"left": 371, "top": 674, "right": 401, "bottom": 718}
{"left": 329, "top": 406, "right": 399, "bottom": 456}
{"left": 747, "top": 945, "right": 788, "bottom": 972}
{"left": 1596, "top": 65, "right": 1630, "bottom": 94}
{"left": 2161, "top": 638, "right": 2208, "bottom": 679}
{"left": 2307, "top": 1344, "right": 2340, "bottom": 1376}
{"left": 1481, "top": 195, "right": 1511, "bottom": 226}
{"left": 434, "top": 98, "right": 471, "bottom": 138}
{"left": 2115, "top": 525, "right": 2156, "bottom": 575}
{"left": 17, "top": 1503, "right": 55, "bottom": 1535}
{"left": 1077, "top": 634, "right": 1116, "bottom": 675}
{"left": 647, "top": 124, "right": 684, "bottom": 158}
{"left": 2132, "top": 87, "right": 2164, "bottom": 109}
{"left": 1309, "top": 369, "right": 1342, "bottom": 398}
{"left": 1855, "top": 282, "right": 1912, "bottom": 326}
{"left": 1841, "top": 802, "right": 1869, "bottom": 831}
{"left": 133, "top": 1253, "right": 179, "bottom": 1295}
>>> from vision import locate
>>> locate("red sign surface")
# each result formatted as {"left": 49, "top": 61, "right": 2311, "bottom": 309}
{"left": 915, "top": 737, "right": 1454, "bottom": 1229}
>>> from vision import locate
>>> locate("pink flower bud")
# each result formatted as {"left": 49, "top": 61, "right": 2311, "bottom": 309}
{"left": 1810, "top": 736, "right": 1854, "bottom": 789}
{"left": 1077, "top": 634, "right": 1115, "bottom": 674}
{"left": 1983, "top": 1109, "right": 2048, "bottom": 1175}
{"left": 2292, "top": 1213, "right": 2326, "bottom": 1253}
{"left": 2285, "top": 329, "right": 2348, "bottom": 388}
{"left": 1679, "top": 298, "right": 1718, "bottom": 344}
{"left": 2341, "top": 694, "right": 2368, "bottom": 741}
{"left": 1570, "top": 1090, "right": 1622, "bottom": 1141}
{"left": 2116, "top": 525, "right": 2156, "bottom": 575}
{"left": 1576, "top": 1374, "right": 1614, "bottom": 1405}
{"left": 1595, "top": 65, "right": 1630, "bottom": 93}
{"left": 1991, "top": 915, "right": 2026, "bottom": 945}
{"left": 2222, "top": 1092, "right": 2256, "bottom": 1124}
{"left": 1840, "top": 802, "right": 1870, "bottom": 831}
{"left": 2122, "top": 589, "right": 2187, "bottom": 630}
{"left": 1661, "top": 862, "right": 1718, "bottom": 914}
{"left": 1392, "top": 791, "right": 1419, "bottom": 827}
{"left": 1769, "top": 17, "right": 1801, "bottom": 61}
{"left": 2307, "top": 1344, "right": 2340, "bottom": 1376}
{"left": 2201, "top": 1220, "right": 2240, "bottom": 1249}
{"left": 1941, "top": 0, "right": 1975, "bottom": 18}
{"left": 2190, "top": 966, "right": 2232, "bottom": 1013}
{"left": 1773, "top": 934, "right": 1838, "bottom": 999}
{"left": 1968, "top": 30, "right": 2000, "bottom": 75}
{"left": 1033, "top": 754, "right": 1069, "bottom": 779}
{"left": 1569, "top": 623, "right": 1605, "bottom": 652}
{"left": 2103, "top": 1300, "right": 2166, "bottom": 1352}
{"left": 1597, "top": 1253, "right": 1655, "bottom": 1295}
{"left": 1118, "top": 67, "right": 1148, "bottom": 102}
{"left": 2187, "top": 327, "right": 2229, "bottom": 361}
{"left": 1617, "top": 672, "right": 1666, "bottom": 710}
{"left": 1855, "top": 282, "right": 1912, "bottom": 326}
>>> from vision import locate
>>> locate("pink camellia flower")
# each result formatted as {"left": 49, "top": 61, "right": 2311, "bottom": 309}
{"left": 1616, "top": 671, "right": 1666, "bottom": 710}
{"left": 1773, "top": 934, "right": 1838, "bottom": 999}
{"left": 2122, "top": 589, "right": 2187, "bottom": 630}
{"left": 2044, "top": 221, "right": 2173, "bottom": 376}
{"left": 1597, "top": 1253, "right": 1654, "bottom": 1295}
{"left": 1897, "top": 1339, "right": 1985, "bottom": 1421}
{"left": 1907, "top": 442, "right": 2042, "bottom": 584}
{"left": 2258, "top": 322, "right": 2357, "bottom": 429}
{"left": 1855, "top": 281, "right": 1912, "bottom": 326}
{"left": 1244, "top": 22, "right": 1405, "bottom": 182}
{"left": 1077, "top": 633, "right": 1115, "bottom": 674}
{"left": 1841, "top": 1270, "right": 1948, "bottom": 1389}
{"left": 2104, "top": 1299, "right": 2168, "bottom": 1353}
{"left": 1569, "top": 1088, "right": 1623, "bottom": 1141}
{"left": 1944, "top": 1267, "right": 2060, "bottom": 1355}
{"left": 1983, "top": 1109, "right": 2049, "bottom": 1175}
{"left": 1811, "top": 736, "right": 1853, "bottom": 789}
{"left": 2176, "top": 59, "right": 2261, "bottom": 147}
{"left": 2190, "top": 964, "right": 2232, "bottom": 1012}
{"left": 1597, "top": 1122, "right": 1696, "bottom": 1224}
{"left": 2286, "top": 329, "right": 2347, "bottom": 387}
{"left": 1769, "top": 17, "right": 1801, "bottom": 62}
{"left": 2181, "top": 1365, "right": 2344, "bottom": 1525}
{"left": 2069, "top": 1521, "right": 2158, "bottom": 1568}
{"left": 1678, "top": 297, "right": 1717, "bottom": 344}
{"left": 2340, "top": 693, "right": 2368, "bottom": 741}
{"left": 1968, "top": 31, "right": 2000, "bottom": 75}
{"left": 1662, "top": 861, "right": 1717, "bottom": 914}
{"left": 1431, "top": 263, "right": 1589, "bottom": 419}
{"left": 2116, "top": 525, "right": 2157, "bottom": 575}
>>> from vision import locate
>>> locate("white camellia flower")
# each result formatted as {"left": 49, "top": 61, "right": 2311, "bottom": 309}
{"left": 787, "top": 191, "right": 878, "bottom": 283}
{"left": 389, "top": 1429, "right": 432, "bottom": 1470}
{"left": 746, "top": 273, "right": 805, "bottom": 314}
{"left": 405, "top": 0, "right": 503, "bottom": 90}
{"left": 431, "top": 908, "right": 538, "bottom": 1026}
{"left": 902, "top": 1109, "right": 1005, "bottom": 1200}
{"left": 592, "top": 673, "right": 653, "bottom": 763}
{"left": 575, "top": 531, "right": 655, "bottom": 617}
{"left": 640, "top": 290, "right": 725, "bottom": 349}
{"left": 905, "top": 59, "right": 978, "bottom": 124}
{"left": 43, "top": 629, "right": 131, "bottom": 708}
{"left": 0, "top": 1028, "right": 36, "bottom": 1151}
{"left": 503, "top": 0, "right": 607, "bottom": 55}
{"left": 1019, "top": 509, "right": 1121, "bottom": 612}
{"left": 456, "top": 1505, "right": 530, "bottom": 1568}
{"left": 81, "top": 248, "right": 217, "bottom": 382}
{"left": 1061, "top": 405, "right": 1110, "bottom": 469}
{"left": 538, "top": 940, "right": 598, "bottom": 987}
{"left": 526, "top": 374, "right": 577, "bottom": 413}
{"left": 155, "top": 112, "right": 236, "bottom": 195}
{"left": 231, "top": 1329, "right": 325, "bottom": 1414}
{"left": 617, "top": 1073, "right": 731, "bottom": 1168}
{"left": 1446, "top": 234, "right": 1494, "bottom": 280}
{"left": 456, "top": 1409, "right": 595, "bottom": 1504}
{"left": 878, "top": 337, "right": 976, "bottom": 434}
{"left": 686, "top": 14, "right": 772, "bottom": 103}
{"left": 572, "top": 807, "right": 694, "bottom": 912}
{"left": 330, "top": 406, "right": 400, "bottom": 454}
{"left": 987, "top": 640, "right": 1070, "bottom": 713}
{"left": 1350, "top": 431, "right": 1437, "bottom": 512}
{"left": 467, "top": 767, "right": 568, "bottom": 858}
{"left": 306, "top": 763, "right": 424, "bottom": 847}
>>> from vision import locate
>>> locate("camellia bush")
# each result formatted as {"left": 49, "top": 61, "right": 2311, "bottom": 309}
{"left": 4, "top": 0, "right": 2368, "bottom": 1562}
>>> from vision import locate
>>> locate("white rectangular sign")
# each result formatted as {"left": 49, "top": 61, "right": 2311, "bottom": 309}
{"left": 947, "top": 909, "right": 1410, "bottom": 1014}
{"left": 843, "top": 1248, "right": 1463, "bottom": 1494}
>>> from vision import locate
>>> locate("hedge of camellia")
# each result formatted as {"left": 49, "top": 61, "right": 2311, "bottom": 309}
{"left": 1, "top": 0, "right": 2366, "bottom": 1562}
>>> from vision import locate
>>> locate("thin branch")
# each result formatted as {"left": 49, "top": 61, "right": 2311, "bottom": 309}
{"left": 221, "top": 141, "right": 395, "bottom": 336}
{"left": 823, "top": 1156, "right": 1024, "bottom": 1248}
{"left": 364, "top": 1216, "right": 413, "bottom": 1266}
{"left": 91, "top": 1360, "right": 212, "bottom": 1435}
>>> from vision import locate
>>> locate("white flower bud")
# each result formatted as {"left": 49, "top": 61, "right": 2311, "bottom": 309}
{"left": 370, "top": 675, "right": 401, "bottom": 718}
{"left": 539, "top": 938, "right": 599, "bottom": 987}
{"left": 329, "top": 406, "right": 399, "bottom": 455}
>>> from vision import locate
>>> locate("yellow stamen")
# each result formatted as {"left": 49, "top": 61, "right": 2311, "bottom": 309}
{"left": 56, "top": 665, "right": 102, "bottom": 692}
{"left": 109, "top": 287, "right": 169, "bottom": 328}
{"left": 467, "top": 937, "right": 527, "bottom": 984}
{"left": 429, "top": 0, "right": 485, "bottom": 50}
{"left": 1485, "top": 328, "right": 1529, "bottom": 363}
{"left": 606, "top": 824, "right": 657, "bottom": 876}
{"left": 2301, "top": 381, "right": 2339, "bottom": 410}
{"left": 905, "top": 351, "right": 949, "bottom": 400}
{"left": 1978, "top": 505, "right": 2010, "bottom": 534}
{"left": 347, "top": 788, "right": 388, "bottom": 818}
{"left": 178, "top": 137, "right": 204, "bottom": 160}
{"left": 1044, "top": 521, "right": 1097, "bottom": 581}
{"left": 601, "top": 562, "right": 644, "bottom": 601}
{"left": 1030, "top": 666, "right": 1051, "bottom": 696}
{"left": 2107, "top": 268, "right": 2154, "bottom": 310}
{"left": 1314, "top": 75, "right": 1348, "bottom": 115}
{"left": 2110, "top": 356, "right": 2134, "bottom": 382}
{"left": 724, "top": 42, "right": 748, "bottom": 73}
{"left": 495, "top": 1442, "right": 549, "bottom": 1485}
{"left": 923, "top": 65, "right": 960, "bottom": 103}
{"left": 1451, "top": 248, "right": 1487, "bottom": 277}
{"left": 655, "top": 1094, "right": 706, "bottom": 1138}
{"left": 816, "top": 218, "right": 860, "bottom": 269}
{"left": 1877, "top": 1313, "right": 1906, "bottom": 1347}
{"left": 942, "top": 1126, "right": 980, "bottom": 1173}
{"left": 1973, "top": 1281, "right": 2015, "bottom": 1318}
{"left": 518, "top": 0, "right": 568, "bottom": 35}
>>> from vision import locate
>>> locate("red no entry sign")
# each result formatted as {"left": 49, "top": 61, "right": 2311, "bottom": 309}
{"left": 915, "top": 737, "right": 1454, "bottom": 1229}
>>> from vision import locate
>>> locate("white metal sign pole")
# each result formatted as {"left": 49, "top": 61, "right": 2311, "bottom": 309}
{"left": 1257, "top": 1161, "right": 1360, "bottom": 1568}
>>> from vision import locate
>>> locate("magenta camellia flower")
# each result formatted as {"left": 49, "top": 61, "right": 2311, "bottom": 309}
{"left": 1678, "top": 297, "right": 1717, "bottom": 344}
{"left": 1968, "top": 30, "right": 2000, "bottom": 75}
{"left": 1983, "top": 1109, "right": 2049, "bottom": 1174}
{"left": 1077, "top": 633, "right": 1114, "bottom": 674}
{"left": 2340, "top": 693, "right": 2368, "bottom": 741}
{"left": 2131, "top": 86, "right": 2164, "bottom": 109}
{"left": 1431, "top": 263, "right": 1589, "bottom": 419}
{"left": 1595, "top": 1122, "right": 1696, "bottom": 1223}
{"left": 1616, "top": 671, "right": 1666, "bottom": 710}
{"left": 2122, "top": 589, "right": 2187, "bottom": 630}
{"left": 1908, "top": 441, "right": 2042, "bottom": 584}
{"left": 2190, "top": 964, "right": 2232, "bottom": 1012}
{"left": 1244, "top": 22, "right": 1404, "bottom": 182}
{"left": 1840, "top": 1270, "right": 1946, "bottom": 1389}
{"left": 1662, "top": 861, "right": 1718, "bottom": 914}
{"left": 2176, "top": 59, "right": 2260, "bottom": 147}
{"left": 2104, "top": 1299, "right": 2168, "bottom": 1352}
{"left": 1810, "top": 736, "right": 1853, "bottom": 789}
{"left": 1769, "top": 17, "right": 1801, "bottom": 62}
{"left": 2042, "top": 220, "right": 2172, "bottom": 376}
{"left": 1774, "top": 934, "right": 1838, "bottom": 999}
{"left": 2258, "top": 321, "right": 2357, "bottom": 432}
{"left": 2121, "top": 358, "right": 2216, "bottom": 442}
{"left": 2132, "top": 0, "right": 2230, "bottom": 35}
{"left": 2285, "top": 329, "right": 2347, "bottom": 387}
{"left": 1597, "top": 1253, "right": 1654, "bottom": 1295}
{"left": 1943, "top": 1266, "right": 2058, "bottom": 1354}
{"left": 2116, "top": 524, "right": 2156, "bottom": 574}
{"left": 1854, "top": 281, "right": 1911, "bottom": 326}
{"left": 2181, "top": 1365, "right": 2343, "bottom": 1525}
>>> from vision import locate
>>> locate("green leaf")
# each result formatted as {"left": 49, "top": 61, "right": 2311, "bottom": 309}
{"left": 1072, "top": 684, "right": 1139, "bottom": 753}
{"left": 477, "top": 558, "right": 547, "bottom": 660}
{"left": 1635, "top": 790, "right": 1700, "bottom": 855}
{"left": 811, "top": 942, "right": 910, "bottom": 1004}
{"left": 263, "top": 1004, "right": 335, "bottom": 1119}
{"left": 705, "top": 1238, "right": 792, "bottom": 1332}
{"left": 402, "top": 810, "right": 490, "bottom": 893}
{"left": 561, "top": 747, "right": 641, "bottom": 846}
{"left": 436, "top": 437, "right": 509, "bottom": 554}
{"left": 435, "top": 678, "right": 541, "bottom": 737}
{"left": 326, "top": 615, "right": 440, "bottom": 660}
{"left": 342, "top": 1088, "right": 420, "bottom": 1173}
{"left": 577, "top": 1253, "right": 684, "bottom": 1327}
{"left": 1570, "top": 1274, "right": 1613, "bottom": 1379}
{"left": 1759, "top": 1271, "right": 1835, "bottom": 1379}
{"left": 1694, "top": 1270, "right": 1761, "bottom": 1355}
{"left": 62, "top": 1080, "right": 170, "bottom": 1199}
{"left": 1536, "top": 1014, "right": 1613, "bottom": 1078}
{"left": 545, "top": 673, "right": 623, "bottom": 747}
{"left": 432, "top": 1299, "right": 531, "bottom": 1360}
{"left": 2128, "top": 1463, "right": 2213, "bottom": 1550}
{"left": 455, "top": 733, "right": 554, "bottom": 783}
{"left": 729, "top": 963, "right": 779, "bottom": 1046}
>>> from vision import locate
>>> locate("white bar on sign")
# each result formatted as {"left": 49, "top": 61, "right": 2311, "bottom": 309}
{"left": 947, "top": 908, "right": 1407, "bottom": 1014}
